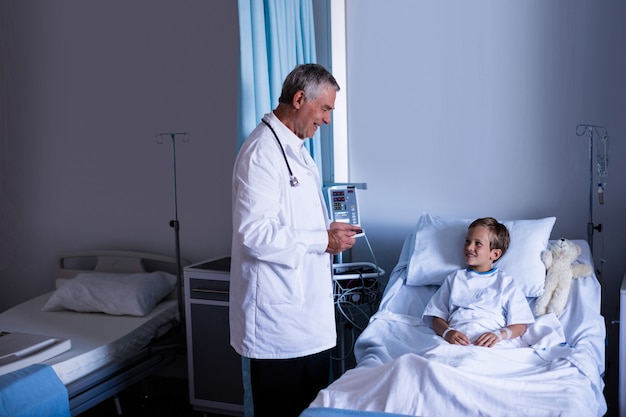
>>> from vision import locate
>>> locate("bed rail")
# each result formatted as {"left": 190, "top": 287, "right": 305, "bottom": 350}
{"left": 55, "top": 250, "right": 184, "bottom": 279}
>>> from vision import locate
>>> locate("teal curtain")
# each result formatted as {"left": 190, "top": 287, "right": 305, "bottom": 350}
{"left": 237, "top": 0, "right": 322, "bottom": 173}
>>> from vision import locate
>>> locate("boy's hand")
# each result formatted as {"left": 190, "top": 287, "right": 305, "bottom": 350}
{"left": 444, "top": 329, "right": 471, "bottom": 346}
{"left": 474, "top": 331, "right": 500, "bottom": 348}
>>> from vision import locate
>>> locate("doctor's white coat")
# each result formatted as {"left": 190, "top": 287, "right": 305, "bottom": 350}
{"left": 229, "top": 112, "right": 336, "bottom": 360}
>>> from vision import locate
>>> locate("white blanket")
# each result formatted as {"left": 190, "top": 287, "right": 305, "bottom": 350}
{"left": 310, "top": 260, "right": 607, "bottom": 417}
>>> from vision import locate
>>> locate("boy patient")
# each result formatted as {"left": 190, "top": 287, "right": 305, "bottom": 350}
{"left": 423, "top": 217, "right": 535, "bottom": 347}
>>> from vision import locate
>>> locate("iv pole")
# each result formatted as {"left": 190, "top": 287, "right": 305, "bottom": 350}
{"left": 575, "top": 124, "right": 607, "bottom": 254}
{"left": 156, "top": 132, "right": 189, "bottom": 327}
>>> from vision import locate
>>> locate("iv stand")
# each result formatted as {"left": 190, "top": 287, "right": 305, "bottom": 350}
{"left": 575, "top": 124, "right": 607, "bottom": 254}
{"left": 156, "top": 132, "right": 189, "bottom": 327}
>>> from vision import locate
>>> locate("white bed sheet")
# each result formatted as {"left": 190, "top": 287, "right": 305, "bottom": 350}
{"left": 309, "top": 239, "right": 607, "bottom": 417}
{"left": 0, "top": 291, "right": 178, "bottom": 385}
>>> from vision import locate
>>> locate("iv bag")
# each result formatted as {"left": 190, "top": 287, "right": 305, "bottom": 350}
{"left": 596, "top": 135, "right": 609, "bottom": 179}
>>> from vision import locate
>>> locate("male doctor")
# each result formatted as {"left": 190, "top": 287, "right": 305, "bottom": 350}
{"left": 230, "top": 64, "right": 360, "bottom": 417}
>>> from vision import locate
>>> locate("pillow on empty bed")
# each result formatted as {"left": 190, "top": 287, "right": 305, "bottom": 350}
{"left": 42, "top": 271, "right": 176, "bottom": 316}
{"left": 406, "top": 213, "right": 556, "bottom": 297}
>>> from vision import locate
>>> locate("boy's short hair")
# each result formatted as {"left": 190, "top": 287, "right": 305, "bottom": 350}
{"left": 468, "top": 217, "right": 510, "bottom": 255}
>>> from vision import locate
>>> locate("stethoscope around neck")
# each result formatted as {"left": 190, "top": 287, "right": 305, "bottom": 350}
{"left": 262, "top": 119, "right": 300, "bottom": 187}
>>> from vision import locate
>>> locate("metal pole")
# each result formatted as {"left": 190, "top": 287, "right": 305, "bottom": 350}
{"left": 157, "top": 132, "right": 189, "bottom": 328}
{"left": 576, "top": 124, "right": 608, "bottom": 254}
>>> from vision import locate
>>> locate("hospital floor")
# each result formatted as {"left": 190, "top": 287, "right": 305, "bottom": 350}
{"left": 80, "top": 375, "right": 226, "bottom": 417}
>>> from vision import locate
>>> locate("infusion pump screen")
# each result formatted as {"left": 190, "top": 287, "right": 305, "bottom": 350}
{"left": 328, "top": 188, "right": 360, "bottom": 226}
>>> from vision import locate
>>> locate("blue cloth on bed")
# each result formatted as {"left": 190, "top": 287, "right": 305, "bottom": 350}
{"left": 0, "top": 364, "right": 70, "bottom": 417}
{"left": 301, "top": 408, "right": 415, "bottom": 417}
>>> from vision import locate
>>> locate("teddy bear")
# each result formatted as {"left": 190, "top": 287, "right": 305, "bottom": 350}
{"left": 534, "top": 238, "right": 592, "bottom": 316}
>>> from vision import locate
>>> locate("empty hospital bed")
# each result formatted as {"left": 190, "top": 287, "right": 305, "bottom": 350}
{"left": 0, "top": 250, "right": 185, "bottom": 416}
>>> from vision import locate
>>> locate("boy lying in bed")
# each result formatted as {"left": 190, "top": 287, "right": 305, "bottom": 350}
{"left": 423, "top": 217, "right": 535, "bottom": 347}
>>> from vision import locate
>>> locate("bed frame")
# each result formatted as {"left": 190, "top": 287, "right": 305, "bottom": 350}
{"left": 67, "top": 338, "right": 179, "bottom": 415}
{"left": 305, "top": 237, "right": 607, "bottom": 416}
{"left": 9, "top": 250, "right": 186, "bottom": 416}
{"left": 58, "top": 250, "right": 187, "bottom": 415}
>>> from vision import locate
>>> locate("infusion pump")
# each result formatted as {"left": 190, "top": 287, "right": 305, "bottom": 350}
{"left": 324, "top": 185, "right": 361, "bottom": 228}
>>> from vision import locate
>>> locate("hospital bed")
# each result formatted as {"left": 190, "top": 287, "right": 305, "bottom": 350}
{"left": 304, "top": 213, "right": 607, "bottom": 417}
{"left": 0, "top": 250, "right": 185, "bottom": 416}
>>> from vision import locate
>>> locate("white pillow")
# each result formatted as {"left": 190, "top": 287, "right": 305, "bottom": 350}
{"left": 406, "top": 213, "right": 556, "bottom": 297}
{"left": 42, "top": 271, "right": 176, "bottom": 316}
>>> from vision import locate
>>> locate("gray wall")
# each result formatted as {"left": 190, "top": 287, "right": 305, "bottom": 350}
{"left": 0, "top": 1, "right": 239, "bottom": 308}
{"left": 345, "top": 1, "right": 625, "bottom": 415}
{"left": 0, "top": 0, "right": 623, "bottom": 414}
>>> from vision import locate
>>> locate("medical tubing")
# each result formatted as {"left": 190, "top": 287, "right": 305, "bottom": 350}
{"left": 363, "top": 235, "right": 379, "bottom": 276}
{"left": 362, "top": 234, "right": 383, "bottom": 310}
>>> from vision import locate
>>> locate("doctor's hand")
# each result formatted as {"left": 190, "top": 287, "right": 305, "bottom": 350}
{"left": 325, "top": 222, "right": 361, "bottom": 255}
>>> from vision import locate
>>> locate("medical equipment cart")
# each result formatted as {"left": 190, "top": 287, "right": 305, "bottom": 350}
{"left": 184, "top": 257, "right": 244, "bottom": 416}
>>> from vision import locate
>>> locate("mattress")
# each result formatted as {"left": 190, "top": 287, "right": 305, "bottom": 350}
{"left": 0, "top": 291, "right": 178, "bottom": 385}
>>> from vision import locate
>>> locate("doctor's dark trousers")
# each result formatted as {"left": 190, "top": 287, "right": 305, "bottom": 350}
{"left": 249, "top": 348, "right": 331, "bottom": 417}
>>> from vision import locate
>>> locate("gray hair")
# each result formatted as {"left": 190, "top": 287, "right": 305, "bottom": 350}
{"left": 278, "top": 64, "right": 340, "bottom": 104}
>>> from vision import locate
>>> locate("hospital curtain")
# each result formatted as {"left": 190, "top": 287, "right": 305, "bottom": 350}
{"left": 237, "top": 0, "right": 322, "bottom": 173}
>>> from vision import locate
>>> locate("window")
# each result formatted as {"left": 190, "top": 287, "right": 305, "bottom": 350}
{"left": 314, "top": 0, "right": 348, "bottom": 184}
